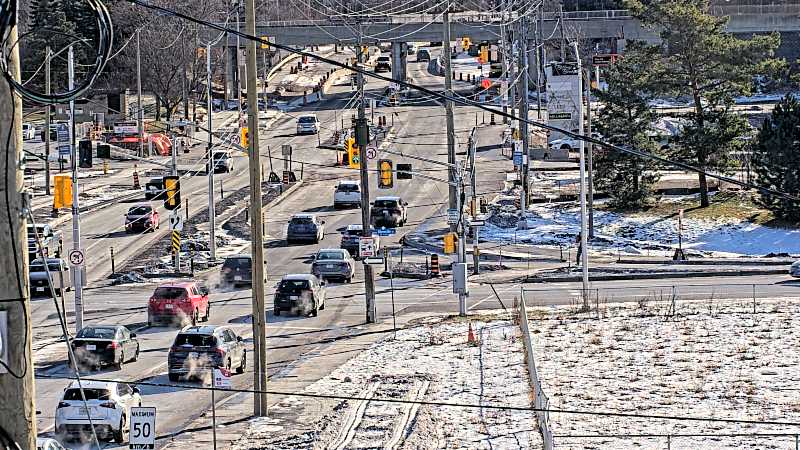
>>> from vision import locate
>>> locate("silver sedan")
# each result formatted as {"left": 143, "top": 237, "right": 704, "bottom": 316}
{"left": 311, "top": 249, "right": 355, "bottom": 283}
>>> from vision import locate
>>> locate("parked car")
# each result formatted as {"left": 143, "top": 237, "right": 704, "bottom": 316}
{"left": 340, "top": 224, "right": 380, "bottom": 258}
{"left": 36, "top": 437, "right": 68, "bottom": 450}
{"left": 211, "top": 150, "right": 234, "bottom": 173}
{"left": 548, "top": 132, "right": 602, "bottom": 151}
{"left": 167, "top": 325, "right": 246, "bottom": 381}
{"left": 22, "top": 122, "right": 37, "bottom": 140}
{"left": 221, "top": 254, "right": 252, "bottom": 286}
{"left": 791, "top": 260, "right": 800, "bottom": 278}
{"left": 274, "top": 274, "right": 326, "bottom": 317}
{"left": 311, "top": 248, "right": 355, "bottom": 283}
{"left": 55, "top": 380, "right": 142, "bottom": 443}
{"left": 375, "top": 56, "right": 391, "bottom": 72}
{"left": 296, "top": 114, "right": 320, "bottom": 134}
{"left": 333, "top": 180, "right": 361, "bottom": 209}
{"left": 370, "top": 196, "right": 409, "bottom": 228}
{"left": 70, "top": 325, "right": 140, "bottom": 370}
{"left": 144, "top": 177, "right": 166, "bottom": 200}
{"left": 124, "top": 204, "right": 159, "bottom": 233}
{"left": 286, "top": 213, "right": 325, "bottom": 244}
{"left": 416, "top": 48, "right": 431, "bottom": 62}
{"left": 407, "top": 43, "right": 417, "bottom": 55}
{"left": 29, "top": 258, "right": 71, "bottom": 296}
{"left": 147, "top": 281, "right": 210, "bottom": 327}
{"left": 27, "top": 223, "right": 63, "bottom": 260}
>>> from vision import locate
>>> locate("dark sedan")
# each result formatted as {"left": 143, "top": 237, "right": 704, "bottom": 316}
{"left": 70, "top": 325, "right": 140, "bottom": 370}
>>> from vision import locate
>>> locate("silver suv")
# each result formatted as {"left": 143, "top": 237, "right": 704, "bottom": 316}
{"left": 311, "top": 248, "right": 355, "bottom": 283}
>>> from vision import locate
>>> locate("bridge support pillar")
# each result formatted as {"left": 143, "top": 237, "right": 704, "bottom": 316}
{"left": 391, "top": 41, "right": 407, "bottom": 84}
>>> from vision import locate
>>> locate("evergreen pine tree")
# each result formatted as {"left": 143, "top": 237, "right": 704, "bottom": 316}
{"left": 752, "top": 96, "right": 800, "bottom": 222}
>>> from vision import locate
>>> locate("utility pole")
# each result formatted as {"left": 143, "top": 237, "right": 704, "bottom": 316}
{"left": 508, "top": 24, "right": 516, "bottom": 136}
{"left": 137, "top": 30, "right": 144, "bottom": 157}
{"left": 518, "top": 17, "right": 530, "bottom": 210}
{"left": 532, "top": 5, "right": 542, "bottom": 120}
{"left": 44, "top": 46, "right": 51, "bottom": 195}
{"left": 356, "top": 27, "right": 377, "bottom": 324}
{"left": 573, "top": 42, "right": 589, "bottom": 308}
{"left": 235, "top": 0, "right": 243, "bottom": 125}
{"left": 207, "top": 43, "right": 217, "bottom": 262}
{"left": 559, "top": 6, "right": 567, "bottom": 62}
{"left": 0, "top": 22, "right": 37, "bottom": 450}
{"left": 538, "top": 2, "right": 546, "bottom": 115}
{"left": 585, "top": 67, "right": 595, "bottom": 238}
{"left": 171, "top": 114, "right": 180, "bottom": 272}
{"left": 500, "top": 0, "right": 508, "bottom": 124}
{"left": 443, "top": 5, "right": 457, "bottom": 227}
{"left": 68, "top": 46, "right": 84, "bottom": 332}
{"left": 469, "top": 133, "right": 479, "bottom": 275}
{"left": 245, "top": 0, "right": 269, "bottom": 416}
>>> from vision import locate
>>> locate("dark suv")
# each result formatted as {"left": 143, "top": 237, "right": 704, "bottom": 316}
{"left": 274, "top": 274, "right": 326, "bottom": 317}
{"left": 221, "top": 255, "right": 252, "bottom": 286}
{"left": 168, "top": 325, "right": 246, "bottom": 381}
{"left": 286, "top": 214, "right": 325, "bottom": 244}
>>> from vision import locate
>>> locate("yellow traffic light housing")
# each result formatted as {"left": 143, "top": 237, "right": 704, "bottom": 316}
{"left": 163, "top": 175, "right": 181, "bottom": 210}
{"left": 378, "top": 159, "right": 393, "bottom": 189}
{"left": 241, "top": 126, "right": 249, "bottom": 149}
{"left": 346, "top": 137, "right": 360, "bottom": 169}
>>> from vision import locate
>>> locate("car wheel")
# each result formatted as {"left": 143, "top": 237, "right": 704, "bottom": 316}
{"left": 346, "top": 277, "right": 352, "bottom": 284}
{"left": 113, "top": 415, "right": 126, "bottom": 443}
{"left": 311, "top": 300, "right": 318, "bottom": 317}
{"left": 274, "top": 308, "right": 281, "bottom": 316}
{"left": 237, "top": 351, "right": 246, "bottom": 374}
{"left": 133, "top": 345, "right": 140, "bottom": 362}
{"left": 168, "top": 373, "right": 180, "bottom": 382}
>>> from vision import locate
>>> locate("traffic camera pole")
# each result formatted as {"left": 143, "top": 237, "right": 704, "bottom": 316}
{"left": 0, "top": 22, "right": 37, "bottom": 449}
{"left": 69, "top": 46, "right": 84, "bottom": 332}
{"left": 356, "top": 32, "right": 377, "bottom": 324}
{"left": 573, "top": 42, "right": 590, "bottom": 308}
{"left": 207, "top": 43, "right": 217, "bottom": 262}
{"left": 245, "top": 0, "right": 269, "bottom": 416}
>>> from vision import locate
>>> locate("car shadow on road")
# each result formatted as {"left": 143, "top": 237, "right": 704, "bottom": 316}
{"left": 138, "top": 374, "right": 204, "bottom": 395}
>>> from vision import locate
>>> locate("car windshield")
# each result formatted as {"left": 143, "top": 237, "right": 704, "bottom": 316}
{"left": 213, "top": 152, "right": 228, "bottom": 160}
{"left": 174, "top": 334, "right": 217, "bottom": 347}
{"left": 298, "top": 116, "right": 316, "bottom": 124}
{"left": 29, "top": 261, "right": 63, "bottom": 272}
{"left": 153, "top": 287, "right": 187, "bottom": 299}
{"left": 63, "top": 388, "right": 110, "bottom": 401}
{"left": 337, "top": 183, "right": 359, "bottom": 192}
{"left": 374, "top": 200, "right": 398, "bottom": 208}
{"left": 279, "top": 279, "right": 310, "bottom": 291}
{"left": 290, "top": 217, "right": 313, "bottom": 225}
{"left": 223, "top": 257, "right": 251, "bottom": 269}
{"left": 128, "top": 206, "right": 151, "bottom": 215}
{"left": 77, "top": 327, "right": 117, "bottom": 339}
{"left": 378, "top": 57, "right": 390, "bottom": 61}
{"left": 317, "top": 251, "right": 344, "bottom": 260}
{"left": 345, "top": 228, "right": 362, "bottom": 236}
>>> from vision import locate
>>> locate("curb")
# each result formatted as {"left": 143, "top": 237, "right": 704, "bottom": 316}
{"left": 615, "top": 258, "right": 796, "bottom": 267}
{"left": 521, "top": 268, "right": 790, "bottom": 284}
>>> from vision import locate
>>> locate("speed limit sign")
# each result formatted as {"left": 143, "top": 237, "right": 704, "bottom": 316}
{"left": 129, "top": 407, "right": 156, "bottom": 449}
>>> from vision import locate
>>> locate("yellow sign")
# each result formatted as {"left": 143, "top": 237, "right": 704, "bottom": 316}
{"left": 53, "top": 175, "right": 72, "bottom": 209}
{"left": 260, "top": 36, "right": 270, "bottom": 49}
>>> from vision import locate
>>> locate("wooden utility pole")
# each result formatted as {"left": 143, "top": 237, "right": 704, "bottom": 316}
{"left": 0, "top": 24, "right": 37, "bottom": 450}
{"left": 244, "top": 0, "right": 269, "bottom": 416}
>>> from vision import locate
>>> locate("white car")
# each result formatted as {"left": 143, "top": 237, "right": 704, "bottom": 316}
{"left": 790, "top": 260, "right": 800, "bottom": 278}
{"left": 55, "top": 380, "right": 142, "bottom": 443}
{"left": 22, "top": 122, "right": 37, "bottom": 140}
{"left": 548, "top": 132, "right": 602, "bottom": 151}
{"left": 333, "top": 180, "right": 361, "bottom": 208}
{"left": 296, "top": 114, "right": 320, "bottom": 134}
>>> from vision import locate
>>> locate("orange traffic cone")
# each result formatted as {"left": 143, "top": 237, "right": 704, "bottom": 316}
{"left": 467, "top": 322, "right": 476, "bottom": 345}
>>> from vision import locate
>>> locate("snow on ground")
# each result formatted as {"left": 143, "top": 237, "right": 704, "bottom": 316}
{"left": 482, "top": 201, "right": 800, "bottom": 257}
{"left": 528, "top": 298, "right": 800, "bottom": 449}
{"left": 234, "top": 318, "right": 543, "bottom": 449}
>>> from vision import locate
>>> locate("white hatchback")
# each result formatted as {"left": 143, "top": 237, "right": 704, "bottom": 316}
{"left": 55, "top": 380, "right": 142, "bottom": 443}
{"left": 791, "top": 260, "right": 800, "bottom": 278}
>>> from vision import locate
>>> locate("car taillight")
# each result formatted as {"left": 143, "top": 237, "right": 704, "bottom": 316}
{"left": 149, "top": 297, "right": 156, "bottom": 303}
{"left": 107, "top": 342, "right": 119, "bottom": 350}
{"left": 57, "top": 401, "right": 69, "bottom": 408}
{"left": 215, "top": 348, "right": 225, "bottom": 358}
{"left": 99, "top": 401, "right": 116, "bottom": 409}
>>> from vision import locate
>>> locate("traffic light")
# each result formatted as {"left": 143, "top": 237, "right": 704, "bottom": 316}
{"left": 260, "top": 36, "right": 270, "bottom": 49}
{"left": 397, "top": 163, "right": 412, "bottom": 180}
{"left": 241, "top": 127, "right": 249, "bottom": 149}
{"left": 461, "top": 37, "right": 471, "bottom": 51}
{"left": 346, "top": 137, "right": 360, "bottom": 169}
{"left": 163, "top": 175, "right": 181, "bottom": 210}
{"left": 78, "top": 140, "right": 92, "bottom": 168}
{"left": 377, "top": 159, "right": 393, "bottom": 189}
{"left": 479, "top": 44, "right": 488, "bottom": 63}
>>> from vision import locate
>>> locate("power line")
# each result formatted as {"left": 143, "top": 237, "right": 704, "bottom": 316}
{"left": 35, "top": 373, "right": 800, "bottom": 428}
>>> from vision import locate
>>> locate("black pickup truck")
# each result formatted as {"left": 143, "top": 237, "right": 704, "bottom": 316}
{"left": 27, "top": 223, "right": 63, "bottom": 260}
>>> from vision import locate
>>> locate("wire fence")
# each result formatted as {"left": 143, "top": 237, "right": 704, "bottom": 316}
{"left": 516, "top": 289, "right": 554, "bottom": 450}
{"left": 555, "top": 433, "right": 800, "bottom": 450}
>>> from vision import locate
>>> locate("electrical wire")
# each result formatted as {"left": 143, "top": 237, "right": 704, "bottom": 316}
{"left": 120, "top": 0, "right": 799, "bottom": 203}
{"left": 1, "top": 0, "right": 114, "bottom": 104}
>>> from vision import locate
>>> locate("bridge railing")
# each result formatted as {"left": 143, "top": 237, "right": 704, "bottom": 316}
{"left": 711, "top": 2, "right": 800, "bottom": 15}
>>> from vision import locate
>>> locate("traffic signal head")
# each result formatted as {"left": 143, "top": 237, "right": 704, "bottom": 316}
{"left": 396, "top": 163, "right": 412, "bottom": 180}
{"left": 163, "top": 175, "right": 181, "bottom": 210}
{"left": 241, "top": 127, "right": 249, "bottom": 148}
{"left": 347, "top": 138, "right": 360, "bottom": 168}
{"left": 378, "top": 159, "right": 393, "bottom": 189}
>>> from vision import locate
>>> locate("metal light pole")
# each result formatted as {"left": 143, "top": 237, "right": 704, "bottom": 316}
{"left": 518, "top": 17, "right": 530, "bottom": 210}
{"left": 44, "top": 46, "right": 51, "bottom": 195}
{"left": 585, "top": 67, "right": 595, "bottom": 238}
{"left": 573, "top": 42, "right": 589, "bottom": 308}
{"left": 207, "top": 43, "right": 217, "bottom": 262}
{"left": 68, "top": 46, "right": 84, "bottom": 332}
{"left": 137, "top": 30, "right": 145, "bottom": 157}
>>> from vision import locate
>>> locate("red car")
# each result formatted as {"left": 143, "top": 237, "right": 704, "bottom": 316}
{"left": 147, "top": 281, "right": 211, "bottom": 327}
